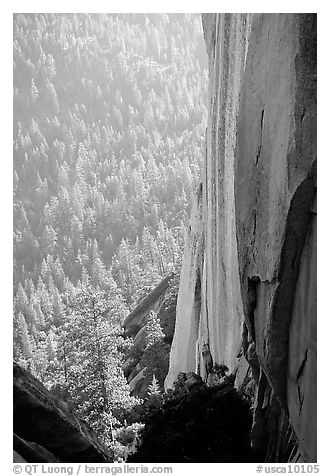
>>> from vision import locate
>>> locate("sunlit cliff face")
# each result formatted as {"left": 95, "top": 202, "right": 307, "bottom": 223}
{"left": 166, "top": 13, "right": 316, "bottom": 462}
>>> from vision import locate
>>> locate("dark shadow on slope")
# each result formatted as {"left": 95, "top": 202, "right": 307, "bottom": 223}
{"left": 129, "top": 380, "right": 254, "bottom": 463}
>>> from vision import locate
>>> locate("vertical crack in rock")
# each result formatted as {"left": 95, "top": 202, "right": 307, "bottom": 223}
{"left": 296, "top": 349, "right": 308, "bottom": 382}
{"left": 194, "top": 267, "right": 202, "bottom": 338}
{"left": 296, "top": 349, "right": 308, "bottom": 416}
{"left": 300, "top": 107, "right": 305, "bottom": 124}
{"left": 255, "top": 108, "right": 265, "bottom": 165}
{"left": 247, "top": 276, "right": 260, "bottom": 342}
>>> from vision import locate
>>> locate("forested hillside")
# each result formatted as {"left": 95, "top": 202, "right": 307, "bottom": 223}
{"left": 13, "top": 13, "right": 207, "bottom": 454}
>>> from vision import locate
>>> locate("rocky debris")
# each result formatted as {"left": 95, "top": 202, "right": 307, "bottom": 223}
{"left": 166, "top": 13, "right": 316, "bottom": 462}
{"left": 13, "top": 362, "right": 111, "bottom": 462}
{"left": 171, "top": 371, "right": 205, "bottom": 395}
{"left": 184, "top": 372, "right": 204, "bottom": 391}
{"left": 206, "top": 373, "right": 222, "bottom": 387}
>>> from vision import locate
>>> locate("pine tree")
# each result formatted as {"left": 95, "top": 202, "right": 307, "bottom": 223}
{"left": 15, "top": 282, "right": 29, "bottom": 316}
{"left": 57, "top": 284, "right": 138, "bottom": 448}
{"left": 40, "top": 224, "right": 57, "bottom": 257}
{"left": 17, "top": 312, "right": 32, "bottom": 360}
{"left": 147, "top": 374, "right": 161, "bottom": 397}
{"left": 52, "top": 287, "right": 63, "bottom": 326}
{"left": 34, "top": 301, "right": 46, "bottom": 328}
{"left": 31, "top": 78, "right": 39, "bottom": 102}
{"left": 141, "top": 311, "right": 170, "bottom": 389}
{"left": 145, "top": 311, "right": 165, "bottom": 349}
{"left": 46, "top": 80, "right": 59, "bottom": 114}
{"left": 146, "top": 374, "right": 162, "bottom": 410}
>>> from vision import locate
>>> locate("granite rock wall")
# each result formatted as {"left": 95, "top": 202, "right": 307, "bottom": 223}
{"left": 166, "top": 13, "right": 316, "bottom": 462}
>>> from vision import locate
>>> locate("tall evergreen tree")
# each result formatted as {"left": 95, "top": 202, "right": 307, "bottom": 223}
{"left": 56, "top": 283, "right": 139, "bottom": 448}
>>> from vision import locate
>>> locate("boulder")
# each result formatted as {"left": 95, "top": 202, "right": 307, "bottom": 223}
{"left": 13, "top": 362, "right": 110, "bottom": 462}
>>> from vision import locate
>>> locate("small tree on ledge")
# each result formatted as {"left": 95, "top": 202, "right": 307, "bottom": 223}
{"left": 146, "top": 374, "right": 162, "bottom": 409}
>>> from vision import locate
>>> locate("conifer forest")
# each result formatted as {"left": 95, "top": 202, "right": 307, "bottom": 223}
{"left": 14, "top": 12, "right": 317, "bottom": 464}
{"left": 13, "top": 13, "right": 208, "bottom": 459}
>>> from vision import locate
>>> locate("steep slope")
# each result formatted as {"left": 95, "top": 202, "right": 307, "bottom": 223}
{"left": 166, "top": 13, "right": 316, "bottom": 462}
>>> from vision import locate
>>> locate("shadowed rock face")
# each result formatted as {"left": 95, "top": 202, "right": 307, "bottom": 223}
{"left": 166, "top": 13, "right": 316, "bottom": 462}
{"left": 123, "top": 273, "right": 175, "bottom": 338}
{"left": 13, "top": 363, "right": 111, "bottom": 462}
{"left": 123, "top": 273, "right": 178, "bottom": 397}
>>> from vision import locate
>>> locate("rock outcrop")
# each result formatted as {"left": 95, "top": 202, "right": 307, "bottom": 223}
{"left": 166, "top": 13, "right": 316, "bottom": 463}
{"left": 13, "top": 363, "right": 111, "bottom": 462}
{"left": 124, "top": 272, "right": 176, "bottom": 338}
{"left": 123, "top": 273, "right": 178, "bottom": 397}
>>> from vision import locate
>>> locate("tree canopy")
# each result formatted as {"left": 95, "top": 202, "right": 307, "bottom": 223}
{"left": 13, "top": 13, "right": 207, "bottom": 455}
